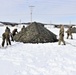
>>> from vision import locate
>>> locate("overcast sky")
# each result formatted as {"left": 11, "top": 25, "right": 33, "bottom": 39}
{"left": 0, "top": 0, "right": 76, "bottom": 24}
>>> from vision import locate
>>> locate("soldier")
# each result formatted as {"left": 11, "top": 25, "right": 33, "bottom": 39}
{"left": 58, "top": 25, "right": 66, "bottom": 45}
{"left": 5, "top": 26, "right": 11, "bottom": 37}
{"left": 5, "top": 26, "right": 10, "bottom": 33}
{"left": 2, "top": 31, "right": 11, "bottom": 47}
{"left": 66, "top": 26, "right": 73, "bottom": 39}
{"left": 21, "top": 25, "right": 25, "bottom": 32}
{"left": 11, "top": 28, "right": 18, "bottom": 41}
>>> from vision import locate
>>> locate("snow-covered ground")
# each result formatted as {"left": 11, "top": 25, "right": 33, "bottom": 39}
{"left": 0, "top": 25, "right": 76, "bottom": 75}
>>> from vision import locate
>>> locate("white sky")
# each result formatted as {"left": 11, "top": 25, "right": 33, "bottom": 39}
{"left": 0, "top": 0, "right": 76, "bottom": 24}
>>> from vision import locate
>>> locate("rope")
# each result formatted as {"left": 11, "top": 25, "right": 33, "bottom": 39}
{"left": 65, "top": 41, "right": 76, "bottom": 47}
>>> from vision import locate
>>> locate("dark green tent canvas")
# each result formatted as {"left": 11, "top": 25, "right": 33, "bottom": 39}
{"left": 14, "top": 22, "right": 58, "bottom": 43}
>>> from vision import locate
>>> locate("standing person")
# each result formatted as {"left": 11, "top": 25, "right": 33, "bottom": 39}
{"left": 11, "top": 28, "right": 18, "bottom": 41}
{"left": 2, "top": 30, "right": 11, "bottom": 47}
{"left": 66, "top": 26, "right": 73, "bottom": 39}
{"left": 5, "top": 26, "right": 10, "bottom": 33}
{"left": 2, "top": 27, "right": 11, "bottom": 47}
{"left": 5, "top": 26, "right": 11, "bottom": 37}
{"left": 58, "top": 25, "right": 66, "bottom": 45}
{"left": 21, "top": 25, "right": 25, "bottom": 32}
